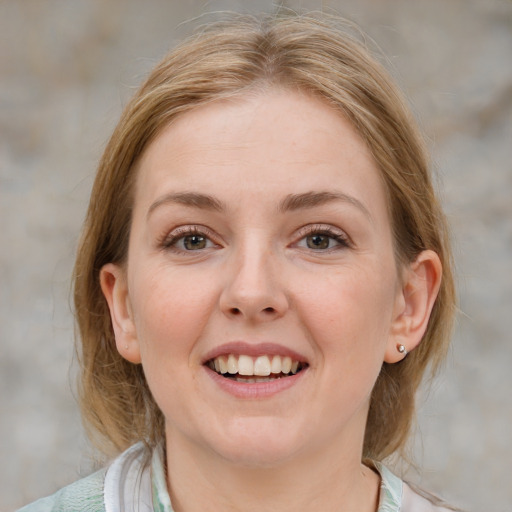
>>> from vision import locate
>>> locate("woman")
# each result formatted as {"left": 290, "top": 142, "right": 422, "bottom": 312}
{"left": 19, "top": 13, "right": 456, "bottom": 512}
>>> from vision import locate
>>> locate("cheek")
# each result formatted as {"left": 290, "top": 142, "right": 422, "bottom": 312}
{"left": 127, "top": 265, "right": 220, "bottom": 420}
{"left": 287, "top": 263, "right": 398, "bottom": 442}
{"left": 295, "top": 263, "right": 397, "bottom": 361}
{"left": 129, "top": 265, "right": 218, "bottom": 362}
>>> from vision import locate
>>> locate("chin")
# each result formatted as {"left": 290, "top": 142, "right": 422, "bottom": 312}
{"left": 204, "top": 417, "right": 307, "bottom": 468}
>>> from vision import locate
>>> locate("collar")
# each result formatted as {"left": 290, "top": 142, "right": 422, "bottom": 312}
{"left": 150, "top": 446, "right": 404, "bottom": 512}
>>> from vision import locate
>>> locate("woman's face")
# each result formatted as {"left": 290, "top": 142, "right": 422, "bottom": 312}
{"left": 104, "top": 90, "right": 408, "bottom": 466}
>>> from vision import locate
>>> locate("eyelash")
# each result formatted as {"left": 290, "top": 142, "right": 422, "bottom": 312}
{"left": 160, "top": 226, "right": 219, "bottom": 253}
{"left": 159, "top": 224, "right": 351, "bottom": 254}
{"left": 294, "top": 224, "right": 351, "bottom": 251}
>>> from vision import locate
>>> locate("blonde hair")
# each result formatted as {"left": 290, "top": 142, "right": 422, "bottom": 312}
{"left": 74, "top": 13, "right": 455, "bottom": 461}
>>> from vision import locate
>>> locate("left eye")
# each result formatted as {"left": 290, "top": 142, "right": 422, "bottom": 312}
{"left": 296, "top": 231, "right": 347, "bottom": 251}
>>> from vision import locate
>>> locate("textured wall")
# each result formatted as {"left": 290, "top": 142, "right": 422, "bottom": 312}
{"left": 1, "top": 1, "right": 511, "bottom": 511}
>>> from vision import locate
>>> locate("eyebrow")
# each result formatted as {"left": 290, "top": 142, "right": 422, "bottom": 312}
{"left": 278, "top": 191, "right": 372, "bottom": 220}
{"left": 147, "top": 192, "right": 224, "bottom": 218}
{"left": 147, "top": 190, "right": 371, "bottom": 221}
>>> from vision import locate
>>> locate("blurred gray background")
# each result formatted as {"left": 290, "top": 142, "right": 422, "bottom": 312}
{"left": 1, "top": 1, "right": 511, "bottom": 511}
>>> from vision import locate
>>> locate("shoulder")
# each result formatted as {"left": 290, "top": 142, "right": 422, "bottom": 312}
{"left": 16, "top": 467, "right": 107, "bottom": 512}
{"left": 402, "top": 482, "right": 455, "bottom": 512}
{"left": 375, "top": 462, "right": 455, "bottom": 512}
{"left": 16, "top": 443, "right": 151, "bottom": 512}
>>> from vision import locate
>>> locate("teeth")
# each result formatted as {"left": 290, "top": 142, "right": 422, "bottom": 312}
{"left": 238, "top": 355, "right": 254, "bottom": 376}
{"left": 270, "top": 355, "right": 282, "bottom": 374}
{"left": 227, "top": 354, "right": 237, "bottom": 374}
{"left": 281, "top": 356, "right": 292, "bottom": 374}
{"left": 208, "top": 353, "right": 304, "bottom": 378}
{"left": 218, "top": 356, "right": 228, "bottom": 374}
{"left": 254, "top": 355, "right": 271, "bottom": 376}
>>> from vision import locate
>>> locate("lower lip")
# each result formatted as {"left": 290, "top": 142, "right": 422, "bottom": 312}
{"left": 204, "top": 366, "right": 308, "bottom": 399}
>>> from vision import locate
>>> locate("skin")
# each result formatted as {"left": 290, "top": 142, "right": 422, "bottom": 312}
{"left": 101, "top": 89, "right": 442, "bottom": 511}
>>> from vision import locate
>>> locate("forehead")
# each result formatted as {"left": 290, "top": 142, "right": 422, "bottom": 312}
{"left": 134, "top": 89, "right": 388, "bottom": 220}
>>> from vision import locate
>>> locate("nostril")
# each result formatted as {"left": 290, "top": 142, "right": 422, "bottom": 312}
{"left": 263, "top": 307, "right": 275, "bottom": 313}
{"left": 230, "top": 307, "right": 242, "bottom": 315}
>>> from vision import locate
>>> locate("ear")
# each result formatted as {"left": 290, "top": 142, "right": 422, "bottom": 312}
{"left": 385, "top": 250, "right": 442, "bottom": 363}
{"left": 100, "top": 263, "right": 141, "bottom": 364}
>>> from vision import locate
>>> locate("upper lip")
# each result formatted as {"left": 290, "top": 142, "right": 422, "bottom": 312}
{"left": 201, "top": 341, "right": 308, "bottom": 364}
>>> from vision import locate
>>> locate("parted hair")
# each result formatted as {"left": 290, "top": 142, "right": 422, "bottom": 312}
{"left": 74, "top": 12, "right": 455, "bottom": 462}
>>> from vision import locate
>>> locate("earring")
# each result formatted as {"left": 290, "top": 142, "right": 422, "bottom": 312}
{"left": 397, "top": 344, "right": 408, "bottom": 357}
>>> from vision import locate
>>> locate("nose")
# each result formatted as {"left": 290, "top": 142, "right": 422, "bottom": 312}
{"left": 219, "top": 242, "right": 289, "bottom": 322}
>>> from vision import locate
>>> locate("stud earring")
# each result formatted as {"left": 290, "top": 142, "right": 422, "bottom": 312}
{"left": 397, "top": 344, "right": 408, "bottom": 357}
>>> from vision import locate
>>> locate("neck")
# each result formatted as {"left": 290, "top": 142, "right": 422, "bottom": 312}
{"left": 164, "top": 429, "right": 380, "bottom": 512}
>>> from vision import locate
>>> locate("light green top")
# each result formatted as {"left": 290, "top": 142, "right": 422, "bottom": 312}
{"left": 18, "top": 443, "right": 440, "bottom": 512}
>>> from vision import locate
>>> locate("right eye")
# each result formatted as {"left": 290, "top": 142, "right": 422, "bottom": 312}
{"left": 178, "top": 233, "right": 212, "bottom": 250}
{"left": 162, "top": 227, "right": 218, "bottom": 253}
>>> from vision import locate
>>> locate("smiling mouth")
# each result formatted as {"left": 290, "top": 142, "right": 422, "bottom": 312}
{"left": 206, "top": 354, "right": 307, "bottom": 383}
